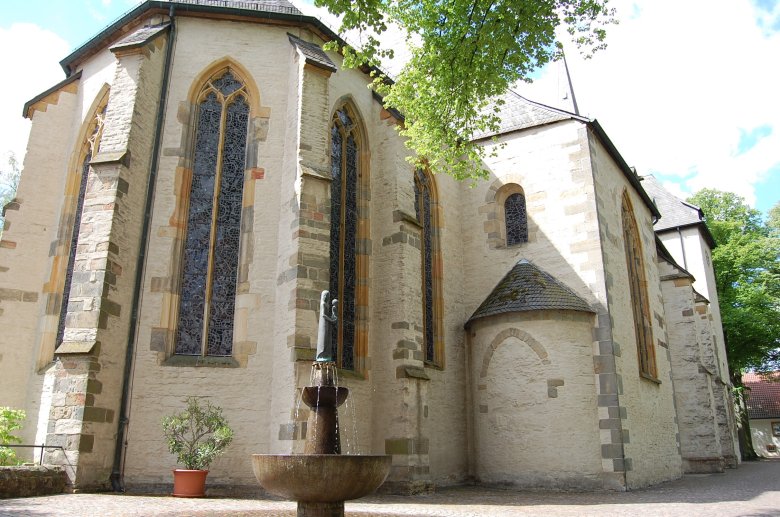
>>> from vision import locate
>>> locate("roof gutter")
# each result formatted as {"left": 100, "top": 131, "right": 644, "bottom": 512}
{"left": 588, "top": 119, "right": 661, "bottom": 220}
{"left": 60, "top": 1, "right": 340, "bottom": 76}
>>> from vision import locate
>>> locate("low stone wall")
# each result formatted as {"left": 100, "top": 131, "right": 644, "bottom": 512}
{"left": 0, "top": 466, "right": 67, "bottom": 499}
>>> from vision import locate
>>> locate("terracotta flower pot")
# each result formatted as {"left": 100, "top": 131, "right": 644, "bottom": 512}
{"left": 172, "top": 469, "right": 208, "bottom": 497}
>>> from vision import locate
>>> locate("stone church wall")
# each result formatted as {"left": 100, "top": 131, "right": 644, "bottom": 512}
{"left": 123, "top": 18, "right": 296, "bottom": 487}
{"left": 325, "top": 39, "right": 471, "bottom": 490}
{"left": 660, "top": 268, "right": 726, "bottom": 472}
{"left": 463, "top": 121, "right": 631, "bottom": 489}
{"left": 467, "top": 312, "right": 603, "bottom": 489}
{"left": 587, "top": 130, "right": 682, "bottom": 488}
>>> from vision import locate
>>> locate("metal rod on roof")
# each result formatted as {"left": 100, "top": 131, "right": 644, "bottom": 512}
{"left": 562, "top": 49, "right": 580, "bottom": 116}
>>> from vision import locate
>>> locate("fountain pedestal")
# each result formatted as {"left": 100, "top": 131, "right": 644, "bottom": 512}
{"left": 252, "top": 362, "right": 391, "bottom": 517}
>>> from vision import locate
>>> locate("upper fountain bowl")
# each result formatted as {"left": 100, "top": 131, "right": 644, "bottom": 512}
{"left": 252, "top": 454, "right": 391, "bottom": 503}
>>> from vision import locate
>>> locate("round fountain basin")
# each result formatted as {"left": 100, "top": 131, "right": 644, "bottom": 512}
{"left": 301, "top": 386, "right": 349, "bottom": 408}
{"left": 252, "top": 454, "right": 391, "bottom": 503}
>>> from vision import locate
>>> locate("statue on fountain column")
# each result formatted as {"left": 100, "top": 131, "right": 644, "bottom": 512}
{"left": 316, "top": 290, "right": 338, "bottom": 362}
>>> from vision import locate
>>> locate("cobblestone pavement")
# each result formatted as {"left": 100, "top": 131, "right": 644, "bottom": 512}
{"left": 2, "top": 460, "right": 779, "bottom": 517}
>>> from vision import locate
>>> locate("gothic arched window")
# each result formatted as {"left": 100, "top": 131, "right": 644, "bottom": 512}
{"left": 56, "top": 101, "right": 107, "bottom": 348}
{"left": 414, "top": 168, "right": 443, "bottom": 365}
{"left": 329, "top": 106, "right": 359, "bottom": 370}
{"left": 505, "top": 192, "right": 528, "bottom": 245}
{"left": 621, "top": 192, "right": 657, "bottom": 379}
{"left": 328, "top": 103, "right": 370, "bottom": 371}
{"left": 175, "top": 69, "right": 249, "bottom": 357}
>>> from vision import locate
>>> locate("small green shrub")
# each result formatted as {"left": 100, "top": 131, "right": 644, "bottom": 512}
{"left": 162, "top": 397, "right": 233, "bottom": 471}
{"left": 0, "top": 407, "right": 25, "bottom": 466}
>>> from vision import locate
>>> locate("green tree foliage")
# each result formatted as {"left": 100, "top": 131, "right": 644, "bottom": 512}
{"left": 688, "top": 189, "right": 780, "bottom": 375}
{"left": 768, "top": 201, "right": 780, "bottom": 237}
{"left": 0, "top": 407, "right": 26, "bottom": 466}
{"left": 0, "top": 153, "right": 21, "bottom": 237}
{"left": 317, "top": 0, "right": 616, "bottom": 180}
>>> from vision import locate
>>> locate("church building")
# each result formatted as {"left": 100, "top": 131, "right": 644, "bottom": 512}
{"left": 0, "top": 0, "right": 738, "bottom": 493}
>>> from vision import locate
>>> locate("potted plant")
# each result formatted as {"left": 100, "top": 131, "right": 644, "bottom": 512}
{"left": 162, "top": 396, "right": 233, "bottom": 497}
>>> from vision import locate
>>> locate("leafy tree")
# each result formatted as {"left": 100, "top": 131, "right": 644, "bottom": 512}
{"left": 768, "top": 201, "right": 780, "bottom": 237}
{"left": 0, "top": 153, "right": 21, "bottom": 237}
{"left": 318, "top": 0, "right": 616, "bottom": 180}
{"left": 688, "top": 189, "right": 780, "bottom": 374}
{"left": 688, "top": 189, "right": 780, "bottom": 459}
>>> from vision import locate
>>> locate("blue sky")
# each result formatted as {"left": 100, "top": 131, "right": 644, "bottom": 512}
{"left": 1, "top": 0, "right": 779, "bottom": 216}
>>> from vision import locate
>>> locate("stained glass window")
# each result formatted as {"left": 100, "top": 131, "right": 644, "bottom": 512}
{"left": 57, "top": 106, "right": 106, "bottom": 347}
{"left": 505, "top": 192, "right": 527, "bottom": 245}
{"left": 329, "top": 107, "right": 359, "bottom": 370}
{"left": 175, "top": 70, "right": 249, "bottom": 356}
{"left": 414, "top": 169, "right": 437, "bottom": 363}
{"left": 621, "top": 192, "right": 657, "bottom": 379}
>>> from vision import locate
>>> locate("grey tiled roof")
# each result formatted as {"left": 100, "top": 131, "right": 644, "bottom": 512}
{"left": 176, "top": 0, "right": 302, "bottom": 15}
{"left": 288, "top": 34, "right": 337, "bottom": 72}
{"left": 641, "top": 175, "right": 704, "bottom": 231}
{"left": 110, "top": 23, "right": 169, "bottom": 51}
{"left": 642, "top": 175, "right": 716, "bottom": 247}
{"left": 471, "top": 90, "right": 587, "bottom": 140}
{"left": 466, "top": 259, "right": 594, "bottom": 326}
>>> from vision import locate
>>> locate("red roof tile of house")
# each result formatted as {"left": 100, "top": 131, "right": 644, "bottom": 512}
{"left": 743, "top": 372, "right": 780, "bottom": 419}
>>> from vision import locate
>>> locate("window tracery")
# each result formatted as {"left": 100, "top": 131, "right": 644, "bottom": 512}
{"left": 175, "top": 69, "right": 249, "bottom": 357}
{"left": 504, "top": 192, "right": 528, "bottom": 245}
{"left": 621, "top": 192, "right": 657, "bottom": 379}
{"left": 329, "top": 106, "right": 360, "bottom": 370}
{"left": 56, "top": 105, "right": 106, "bottom": 347}
{"left": 414, "top": 168, "right": 438, "bottom": 363}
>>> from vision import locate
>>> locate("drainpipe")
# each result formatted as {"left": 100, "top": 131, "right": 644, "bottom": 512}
{"left": 676, "top": 227, "right": 688, "bottom": 270}
{"left": 110, "top": 4, "right": 177, "bottom": 492}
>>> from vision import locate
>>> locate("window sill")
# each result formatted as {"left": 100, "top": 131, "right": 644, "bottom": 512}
{"left": 163, "top": 355, "right": 240, "bottom": 368}
{"left": 640, "top": 371, "right": 662, "bottom": 384}
{"left": 424, "top": 360, "right": 444, "bottom": 371}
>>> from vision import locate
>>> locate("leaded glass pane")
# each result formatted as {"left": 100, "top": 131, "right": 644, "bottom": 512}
{"left": 505, "top": 192, "right": 528, "bottom": 245}
{"left": 422, "top": 186, "right": 434, "bottom": 362}
{"left": 176, "top": 93, "right": 221, "bottom": 355}
{"left": 56, "top": 153, "right": 91, "bottom": 346}
{"left": 207, "top": 95, "right": 248, "bottom": 356}
{"left": 328, "top": 124, "right": 342, "bottom": 363}
{"left": 415, "top": 169, "right": 435, "bottom": 362}
{"left": 212, "top": 71, "right": 243, "bottom": 96}
{"left": 329, "top": 108, "right": 359, "bottom": 370}
{"left": 340, "top": 133, "right": 358, "bottom": 370}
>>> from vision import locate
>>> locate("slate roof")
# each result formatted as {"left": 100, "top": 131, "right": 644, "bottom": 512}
{"left": 641, "top": 175, "right": 704, "bottom": 230}
{"left": 466, "top": 259, "right": 594, "bottom": 327}
{"left": 744, "top": 372, "right": 780, "bottom": 419}
{"left": 641, "top": 175, "right": 717, "bottom": 248}
{"left": 110, "top": 23, "right": 169, "bottom": 51}
{"left": 288, "top": 33, "right": 337, "bottom": 72}
{"left": 177, "top": 0, "right": 301, "bottom": 15}
{"left": 471, "top": 90, "right": 586, "bottom": 141}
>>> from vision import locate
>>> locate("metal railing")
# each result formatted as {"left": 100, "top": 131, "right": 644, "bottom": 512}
{"left": 0, "top": 444, "right": 65, "bottom": 465}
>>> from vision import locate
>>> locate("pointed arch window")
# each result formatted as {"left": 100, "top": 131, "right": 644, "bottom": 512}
{"left": 414, "top": 168, "right": 443, "bottom": 365}
{"left": 505, "top": 192, "right": 528, "bottom": 245}
{"left": 175, "top": 69, "right": 249, "bottom": 356}
{"left": 621, "top": 192, "right": 657, "bottom": 380}
{"left": 56, "top": 104, "right": 107, "bottom": 347}
{"left": 329, "top": 105, "right": 364, "bottom": 371}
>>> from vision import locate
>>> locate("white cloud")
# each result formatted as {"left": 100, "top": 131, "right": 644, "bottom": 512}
{"left": 517, "top": 0, "right": 780, "bottom": 207}
{"left": 0, "top": 23, "right": 70, "bottom": 168}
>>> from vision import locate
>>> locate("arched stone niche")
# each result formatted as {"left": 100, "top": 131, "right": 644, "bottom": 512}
{"left": 467, "top": 311, "right": 605, "bottom": 490}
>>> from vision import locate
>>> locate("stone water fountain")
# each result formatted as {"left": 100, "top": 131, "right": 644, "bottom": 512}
{"left": 252, "top": 291, "right": 391, "bottom": 517}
